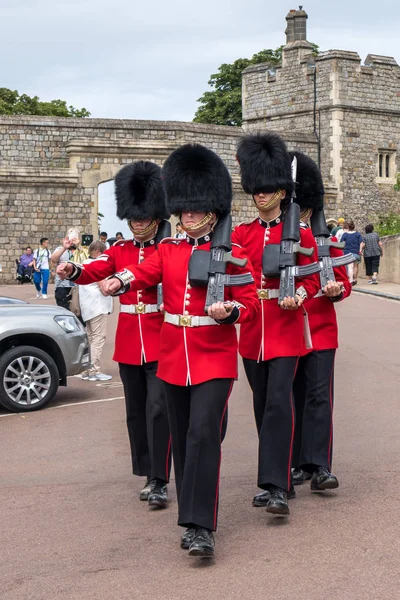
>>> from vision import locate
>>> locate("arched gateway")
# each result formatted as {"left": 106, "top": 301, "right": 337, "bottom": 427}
{"left": 0, "top": 117, "right": 252, "bottom": 282}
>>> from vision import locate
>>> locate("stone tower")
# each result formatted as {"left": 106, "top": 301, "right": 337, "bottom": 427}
{"left": 242, "top": 7, "right": 400, "bottom": 222}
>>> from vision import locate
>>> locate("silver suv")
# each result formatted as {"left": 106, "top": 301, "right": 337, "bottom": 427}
{"left": 0, "top": 297, "right": 90, "bottom": 412}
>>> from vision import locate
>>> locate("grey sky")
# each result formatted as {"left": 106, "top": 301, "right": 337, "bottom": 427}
{"left": 2, "top": 1, "right": 399, "bottom": 122}
{"left": 2, "top": 1, "right": 399, "bottom": 232}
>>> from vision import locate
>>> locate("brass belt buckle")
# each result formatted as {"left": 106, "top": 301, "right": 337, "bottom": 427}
{"left": 179, "top": 315, "right": 192, "bottom": 327}
{"left": 135, "top": 302, "right": 145, "bottom": 314}
{"left": 258, "top": 289, "right": 269, "bottom": 300}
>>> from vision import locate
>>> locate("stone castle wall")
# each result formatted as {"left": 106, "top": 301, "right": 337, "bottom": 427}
{"left": 0, "top": 117, "right": 258, "bottom": 282}
{"left": 242, "top": 44, "right": 400, "bottom": 223}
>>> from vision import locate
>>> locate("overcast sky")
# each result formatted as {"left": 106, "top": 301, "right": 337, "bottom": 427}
{"left": 2, "top": 1, "right": 399, "bottom": 230}
{"left": 2, "top": 0, "right": 399, "bottom": 122}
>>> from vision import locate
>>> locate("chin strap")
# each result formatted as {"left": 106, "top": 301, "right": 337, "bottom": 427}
{"left": 128, "top": 219, "right": 157, "bottom": 237}
{"left": 254, "top": 189, "right": 285, "bottom": 211}
{"left": 181, "top": 212, "right": 213, "bottom": 232}
{"left": 300, "top": 208, "right": 312, "bottom": 222}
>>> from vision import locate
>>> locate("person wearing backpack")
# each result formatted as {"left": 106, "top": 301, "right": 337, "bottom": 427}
{"left": 33, "top": 238, "right": 52, "bottom": 299}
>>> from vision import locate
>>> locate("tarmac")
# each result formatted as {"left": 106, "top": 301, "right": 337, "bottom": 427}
{"left": 0, "top": 281, "right": 399, "bottom": 600}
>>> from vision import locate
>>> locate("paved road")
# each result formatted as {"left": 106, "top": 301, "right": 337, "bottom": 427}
{"left": 1, "top": 284, "right": 399, "bottom": 599}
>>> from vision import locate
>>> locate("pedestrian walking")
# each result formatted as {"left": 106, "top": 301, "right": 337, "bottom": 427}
{"left": 288, "top": 151, "right": 352, "bottom": 493}
{"left": 79, "top": 241, "right": 113, "bottom": 382}
{"left": 56, "top": 161, "right": 172, "bottom": 510}
{"left": 341, "top": 221, "right": 363, "bottom": 284}
{"left": 232, "top": 133, "right": 320, "bottom": 517}
{"left": 331, "top": 217, "right": 345, "bottom": 238}
{"left": 33, "top": 238, "right": 51, "bottom": 299}
{"left": 360, "top": 224, "right": 383, "bottom": 284}
{"left": 77, "top": 144, "right": 259, "bottom": 559}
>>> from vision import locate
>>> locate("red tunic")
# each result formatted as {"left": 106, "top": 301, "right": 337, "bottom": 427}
{"left": 122, "top": 237, "right": 260, "bottom": 386}
{"left": 75, "top": 239, "right": 163, "bottom": 365}
{"left": 232, "top": 218, "right": 320, "bottom": 361}
{"left": 303, "top": 238, "right": 352, "bottom": 352}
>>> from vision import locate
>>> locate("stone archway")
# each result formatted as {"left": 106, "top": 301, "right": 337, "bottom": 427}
{"left": 0, "top": 116, "right": 251, "bottom": 281}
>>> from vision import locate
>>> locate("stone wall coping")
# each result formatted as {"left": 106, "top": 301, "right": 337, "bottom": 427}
{"left": 0, "top": 115, "right": 242, "bottom": 136}
{"left": 283, "top": 40, "right": 314, "bottom": 52}
{"left": 381, "top": 233, "right": 400, "bottom": 242}
{"left": 242, "top": 62, "right": 282, "bottom": 75}
{"left": 365, "top": 54, "right": 399, "bottom": 67}
{"left": 66, "top": 138, "right": 181, "bottom": 156}
{"left": 316, "top": 50, "right": 361, "bottom": 63}
{"left": 0, "top": 166, "right": 78, "bottom": 185}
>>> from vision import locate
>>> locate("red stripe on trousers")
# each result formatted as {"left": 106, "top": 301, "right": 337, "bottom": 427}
{"left": 165, "top": 436, "right": 172, "bottom": 482}
{"left": 213, "top": 380, "right": 234, "bottom": 530}
{"left": 328, "top": 363, "right": 335, "bottom": 470}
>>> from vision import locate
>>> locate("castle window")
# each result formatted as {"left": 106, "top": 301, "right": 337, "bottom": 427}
{"left": 377, "top": 150, "right": 396, "bottom": 182}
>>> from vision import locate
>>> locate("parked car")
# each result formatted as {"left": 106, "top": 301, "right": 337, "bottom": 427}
{"left": 0, "top": 297, "right": 90, "bottom": 412}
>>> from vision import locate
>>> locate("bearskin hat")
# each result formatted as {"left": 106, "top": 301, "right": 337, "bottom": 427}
{"left": 236, "top": 132, "right": 294, "bottom": 195}
{"left": 115, "top": 161, "right": 169, "bottom": 221}
{"left": 289, "top": 151, "right": 324, "bottom": 211}
{"left": 162, "top": 144, "right": 232, "bottom": 215}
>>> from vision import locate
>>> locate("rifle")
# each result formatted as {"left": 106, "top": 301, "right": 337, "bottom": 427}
{"left": 275, "top": 202, "right": 321, "bottom": 304}
{"left": 310, "top": 209, "right": 355, "bottom": 289}
{"left": 155, "top": 219, "right": 171, "bottom": 310}
{"left": 188, "top": 213, "right": 254, "bottom": 313}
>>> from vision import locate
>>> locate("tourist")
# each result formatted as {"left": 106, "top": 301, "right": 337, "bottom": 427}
{"left": 341, "top": 221, "right": 363, "bottom": 285}
{"left": 361, "top": 224, "right": 383, "bottom": 284}
{"left": 17, "top": 247, "right": 34, "bottom": 281}
{"left": 99, "top": 231, "right": 110, "bottom": 249}
{"left": 33, "top": 238, "right": 51, "bottom": 299}
{"left": 79, "top": 241, "right": 113, "bottom": 381}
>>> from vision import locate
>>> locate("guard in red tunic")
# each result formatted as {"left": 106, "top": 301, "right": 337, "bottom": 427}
{"left": 232, "top": 133, "right": 320, "bottom": 517}
{"left": 83, "top": 144, "right": 259, "bottom": 558}
{"left": 57, "top": 161, "right": 171, "bottom": 508}
{"left": 289, "top": 151, "right": 352, "bottom": 491}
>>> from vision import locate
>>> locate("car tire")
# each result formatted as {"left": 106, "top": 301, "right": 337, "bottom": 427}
{"left": 0, "top": 345, "right": 59, "bottom": 412}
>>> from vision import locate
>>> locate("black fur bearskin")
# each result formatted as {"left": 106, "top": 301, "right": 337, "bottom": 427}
{"left": 162, "top": 144, "right": 232, "bottom": 215}
{"left": 115, "top": 161, "right": 169, "bottom": 221}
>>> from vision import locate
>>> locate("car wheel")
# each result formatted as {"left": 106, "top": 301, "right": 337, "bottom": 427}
{"left": 0, "top": 346, "right": 59, "bottom": 412}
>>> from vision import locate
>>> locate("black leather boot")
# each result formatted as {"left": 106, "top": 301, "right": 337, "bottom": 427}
{"left": 253, "top": 485, "right": 295, "bottom": 507}
{"left": 148, "top": 479, "right": 168, "bottom": 509}
{"left": 292, "top": 468, "right": 312, "bottom": 485}
{"left": 310, "top": 467, "right": 339, "bottom": 492}
{"left": 266, "top": 487, "right": 289, "bottom": 516}
{"left": 188, "top": 528, "right": 215, "bottom": 558}
{"left": 180, "top": 527, "right": 196, "bottom": 549}
{"left": 252, "top": 490, "right": 271, "bottom": 507}
{"left": 139, "top": 477, "right": 152, "bottom": 501}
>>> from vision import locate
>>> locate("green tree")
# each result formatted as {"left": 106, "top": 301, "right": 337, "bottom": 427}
{"left": 193, "top": 45, "right": 319, "bottom": 126}
{"left": 0, "top": 88, "right": 90, "bottom": 117}
{"left": 394, "top": 172, "right": 400, "bottom": 191}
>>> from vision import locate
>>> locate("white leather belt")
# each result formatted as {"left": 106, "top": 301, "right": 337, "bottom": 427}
{"left": 164, "top": 311, "right": 218, "bottom": 327}
{"left": 257, "top": 289, "right": 280, "bottom": 300}
{"left": 120, "top": 303, "right": 159, "bottom": 315}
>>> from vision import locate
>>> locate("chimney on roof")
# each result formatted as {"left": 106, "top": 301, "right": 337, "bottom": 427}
{"left": 285, "top": 6, "right": 308, "bottom": 44}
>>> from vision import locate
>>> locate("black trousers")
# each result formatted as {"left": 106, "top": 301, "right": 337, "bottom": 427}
{"left": 119, "top": 362, "right": 171, "bottom": 482}
{"left": 55, "top": 287, "right": 72, "bottom": 310}
{"left": 292, "top": 350, "right": 336, "bottom": 472}
{"left": 243, "top": 357, "right": 298, "bottom": 492}
{"left": 164, "top": 378, "right": 233, "bottom": 532}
